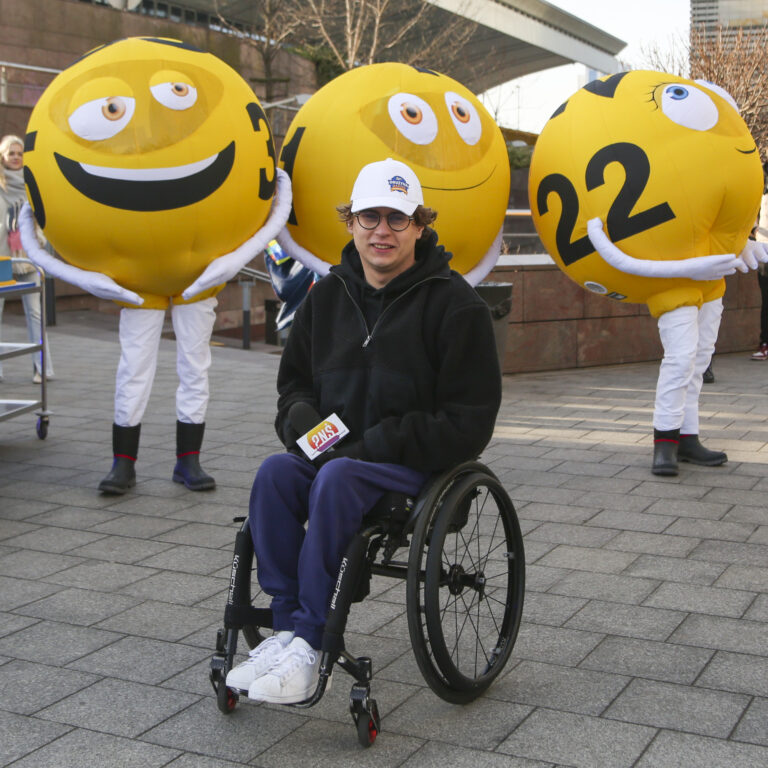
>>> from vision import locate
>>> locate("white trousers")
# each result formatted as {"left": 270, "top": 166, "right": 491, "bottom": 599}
{"left": 114, "top": 297, "right": 217, "bottom": 427}
{"left": 654, "top": 298, "right": 723, "bottom": 433}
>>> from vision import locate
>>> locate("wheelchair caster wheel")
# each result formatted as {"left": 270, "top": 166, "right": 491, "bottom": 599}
{"left": 217, "top": 682, "right": 239, "bottom": 714}
{"left": 357, "top": 710, "right": 379, "bottom": 747}
{"left": 351, "top": 685, "right": 380, "bottom": 748}
{"left": 356, "top": 698, "right": 380, "bottom": 748}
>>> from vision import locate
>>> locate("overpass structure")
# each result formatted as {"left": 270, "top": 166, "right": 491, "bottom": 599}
{"left": 181, "top": 0, "right": 627, "bottom": 93}
{"left": 422, "top": 0, "right": 626, "bottom": 92}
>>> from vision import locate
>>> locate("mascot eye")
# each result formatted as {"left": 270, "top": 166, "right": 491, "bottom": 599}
{"left": 388, "top": 93, "right": 437, "bottom": 144}
{"left": 451, "top": 103, "right": 470, "bottom": 122}
{"left": 103, "top": 97, "right": 126, "bottom": 121}
{"left": 694, "top": 79, "right": 740, "bottom": 112}
{"left": 401, "top": 103, "right": 422, "bottom": 124}
{"left": 151, "top": 81, "right": 197, "bottom": 110}
{"left": 68, "top": 95, "right": 135, "bottom": 140}
{"left": 660, "top": 84, "right": 718, "bottom": 131}
{"left": 444, "top": 92, "right": 482, "bottom": 145}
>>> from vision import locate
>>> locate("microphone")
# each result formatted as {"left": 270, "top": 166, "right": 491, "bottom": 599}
{"left": 287, "top": 402, "right": 322, "bottom": 436}
{"left": 287, "top": 403, "right": 350, "bottom": 461}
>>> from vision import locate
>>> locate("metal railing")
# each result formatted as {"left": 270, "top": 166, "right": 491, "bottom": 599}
{"left": 503, "top": 208, "right": 543, "bottom": 255}
{"left": 0, "top": 61, "right": 61, "bottom": 107}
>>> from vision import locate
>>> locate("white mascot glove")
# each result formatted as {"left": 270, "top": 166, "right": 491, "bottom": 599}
{"left": 18, "top": 203, "right": 143, "bottom": 306}
{"left": 587, "top": 218, "right": 744, "bottom": 281}
{"left": 737, "top": 239, "right": 768, "bottom": 270}
{"left": 182, "top": 168, "right": 292, "bottom": 300}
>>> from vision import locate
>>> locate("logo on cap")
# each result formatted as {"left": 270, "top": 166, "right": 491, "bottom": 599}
{"left": 388, "top": 175, "right": 409, "bottom": 195}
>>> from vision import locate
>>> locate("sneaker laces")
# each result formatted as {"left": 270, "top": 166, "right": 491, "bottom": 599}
{"left": 241, "top": 635, "right": 284, "bottom": 667}
{"left": 267, "top": 644, "right": 318, "bottom": 684}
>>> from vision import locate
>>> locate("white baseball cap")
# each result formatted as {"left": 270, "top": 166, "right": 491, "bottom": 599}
{"left": 350, "top": 158, "right": 424, "bottom": 215}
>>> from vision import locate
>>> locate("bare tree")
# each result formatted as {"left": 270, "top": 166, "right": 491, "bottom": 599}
{"left": 289, "top": 0, "right": 479, "bottom": 80}
{"left": 214, "top": 0, "right": 302, "bottom": 104}
{"left": 213, "top": 1, "right": 503, "bottom": 97}
{"left": 640, "top": 23, "right": 768, "bottom": 161}
{"left": 689, "top": 24, "right": 768, "bottom": 162}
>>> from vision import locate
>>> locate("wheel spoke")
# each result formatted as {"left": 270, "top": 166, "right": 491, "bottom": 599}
{"left": 454, "top": 589, "right": 491, "bottom": 672}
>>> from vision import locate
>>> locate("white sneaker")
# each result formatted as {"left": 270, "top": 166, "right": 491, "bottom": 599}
{"left": 32, "top": 372, "right": 42, "bottom": 384}
{"left": 225, "top": 631, "right": 293, "bottom": 691}
{"left": 247, "top": 636, "right": 322, "bottom": 704}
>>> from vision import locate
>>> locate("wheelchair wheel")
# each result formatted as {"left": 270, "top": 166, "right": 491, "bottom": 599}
{"left": 216, "top": 678, "right": 239, "bottom": 714}
{"left": 406, "top": 467, "right": 524, "bottom": 703}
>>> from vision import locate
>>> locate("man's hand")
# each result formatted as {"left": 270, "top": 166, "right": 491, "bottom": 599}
{"left": 587, "top": 218, "right": 743, "bottom": 281}
{"left": 313, "top": 440, "right": 365, "bottom": 467}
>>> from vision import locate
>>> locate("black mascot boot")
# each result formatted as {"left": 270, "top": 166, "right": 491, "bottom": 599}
{"left": 172, "top": 421, "right": 216, "bottom": 491}
{"left": 679, "top": 434, "right": 727, "bottom": 466}
{"left": 652, "top": 428, "right": 680, "bottom": 476}
{"left": 98, "top": 423, "right": 140, "bottom": 494}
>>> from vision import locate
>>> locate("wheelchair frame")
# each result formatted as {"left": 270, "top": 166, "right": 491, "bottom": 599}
{"left": 209, "top": 460, "right": 525, "bottom": 747}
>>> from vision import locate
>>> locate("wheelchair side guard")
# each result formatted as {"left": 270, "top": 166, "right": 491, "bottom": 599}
{"left": 322, "top": 530, "right": 371, "bottom": 653}
{"left": 291, "top": 526, "right": 384, "bottom": 741}
{"left": 210, "top": 516, "right": 273, "bottom": 712}
{"left": 402, "top": 459, "right": 494, "bottom": 535}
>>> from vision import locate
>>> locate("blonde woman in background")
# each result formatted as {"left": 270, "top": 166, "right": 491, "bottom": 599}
{"left": 0, "top": 134, "right": 54, "bottom": 383}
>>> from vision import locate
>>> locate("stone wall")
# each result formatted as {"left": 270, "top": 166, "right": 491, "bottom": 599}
{"left": 0, "top": 0, "right": 317, "bottom": 140}
{"left": 486, "top": 260, "right": 762, "bottom": 374}
{"left": 0, "top": 0, "right": 315, "bottom": 332}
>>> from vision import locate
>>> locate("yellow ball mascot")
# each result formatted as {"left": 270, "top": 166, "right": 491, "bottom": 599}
{"left": 275, "top": 62, "right": 510, "bottom": 284}
{"left": 19, "top": 36, "right": 292, "bottom": 493}
{"left": 529, "top": 70, "right": 766, "bottom": 475}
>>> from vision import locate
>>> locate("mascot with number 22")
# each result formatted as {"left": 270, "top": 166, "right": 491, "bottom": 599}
{"left": 529, "top": 70, "right": 767, "bottom": 476}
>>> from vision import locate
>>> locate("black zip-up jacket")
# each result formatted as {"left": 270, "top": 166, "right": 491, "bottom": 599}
{"left": 274, "top": 230, "right": 502, "bottom": 473}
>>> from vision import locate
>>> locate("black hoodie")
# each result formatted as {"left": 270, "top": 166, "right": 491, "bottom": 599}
{"left": 274, "top": 230, "right": 502, "bottom": 473}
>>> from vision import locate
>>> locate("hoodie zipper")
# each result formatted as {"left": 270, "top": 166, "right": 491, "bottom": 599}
{"left": 332, "top": 272, "right": 449, "bottom": 348}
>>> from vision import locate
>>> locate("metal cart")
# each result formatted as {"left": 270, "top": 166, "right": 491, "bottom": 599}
{"left": 0, "top": 260, "right": 51, "bottom": 439}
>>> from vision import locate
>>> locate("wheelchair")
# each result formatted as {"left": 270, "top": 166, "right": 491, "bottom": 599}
{"left": 209, "top": 459, "right": 525, "bottom": 747}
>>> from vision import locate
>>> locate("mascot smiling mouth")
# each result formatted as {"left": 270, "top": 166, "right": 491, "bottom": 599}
{"left": 54, "top": 141, "right": 235, "bottom": 211}
{"left": 421, "top": 165, "right": 495, "bottom": 192}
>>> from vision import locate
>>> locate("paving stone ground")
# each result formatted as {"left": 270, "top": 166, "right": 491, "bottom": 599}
{"left": 1, "top": 309, "right": 768, "bottom": 768}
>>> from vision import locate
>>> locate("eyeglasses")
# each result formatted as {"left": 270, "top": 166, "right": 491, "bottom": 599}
{"left": 354, "top": 210, "right": 413, "bottom": 231}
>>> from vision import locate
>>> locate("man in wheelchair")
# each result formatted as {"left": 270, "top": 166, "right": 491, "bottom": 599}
{"left": 226, "top": 158, "right": 502, "bottom": 704}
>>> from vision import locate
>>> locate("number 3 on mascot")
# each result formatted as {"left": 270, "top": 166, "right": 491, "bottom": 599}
{"left": 529, "top": 70, "right": 767, "bottom": 476}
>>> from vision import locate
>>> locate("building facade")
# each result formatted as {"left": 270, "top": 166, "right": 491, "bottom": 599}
{"left": 691, "top": 0, "right": 768, "bottom": 34}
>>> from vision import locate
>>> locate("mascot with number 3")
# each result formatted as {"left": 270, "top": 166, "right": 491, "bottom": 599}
{"left": 19, "top": 37, "right": 291, "bottom": 493}
{"left": 530, "top": 70, "right": 767, "bottom": 476}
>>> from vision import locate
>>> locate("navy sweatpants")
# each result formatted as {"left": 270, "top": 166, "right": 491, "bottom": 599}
{"left": 249, "top": 453, "right": 428, "bottom": 649}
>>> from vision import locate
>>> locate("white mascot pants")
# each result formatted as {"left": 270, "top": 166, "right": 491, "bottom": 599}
{"left": 114, "top": 297, "right": 217, "bottom": 427}
{"left": 654, "top": 297, "right": 723, "bottom": 434}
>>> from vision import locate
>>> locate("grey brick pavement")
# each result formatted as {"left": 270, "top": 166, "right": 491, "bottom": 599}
{"left": 1, "top": 309, "right": 768, "bottom": 767}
